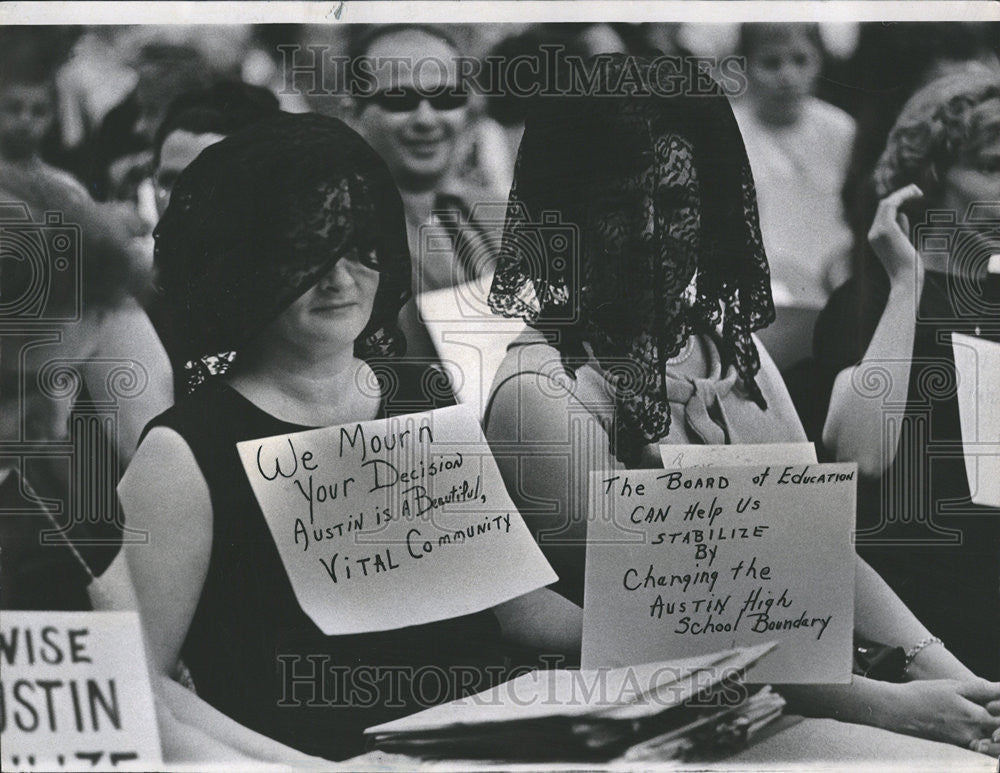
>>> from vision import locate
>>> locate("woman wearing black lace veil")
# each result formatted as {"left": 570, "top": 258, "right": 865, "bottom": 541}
{"left": 485, "top": 56, "right": 1000, "bottom": 751}
{"left": 118, "top": 113, "right": 511, "bottom": 761}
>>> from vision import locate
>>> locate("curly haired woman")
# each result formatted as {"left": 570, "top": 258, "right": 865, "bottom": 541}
{"left": 817, "top": 70, "right": 1000, "bottom": 682}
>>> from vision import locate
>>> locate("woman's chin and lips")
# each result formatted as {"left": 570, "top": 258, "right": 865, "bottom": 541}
{"left": 310, "top": 295, "right": 359, "bottom": 319}
{"left": 272, "top": 262, "right": 381, "bottom": 348}
{"left": 294, "top": 297, "right": 374, "bottom": 347}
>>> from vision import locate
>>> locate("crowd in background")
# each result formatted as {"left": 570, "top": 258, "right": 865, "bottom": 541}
{"left": 2, "top": 19, "right": 1000, "bottom": 762}
{"left": 4, "top": 23, "right": 997, "bottom": 295}
{"left": 4, "top": 19, "right": 996, "bottom": 446}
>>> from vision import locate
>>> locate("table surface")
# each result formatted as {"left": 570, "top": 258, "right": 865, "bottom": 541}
{"left": 346, "top": 716, "right": 993, "bottom": 771}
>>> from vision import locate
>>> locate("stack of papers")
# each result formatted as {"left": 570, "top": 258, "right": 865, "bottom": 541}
{"left": 365, "top": 643, "right": 782, "bottom": 762}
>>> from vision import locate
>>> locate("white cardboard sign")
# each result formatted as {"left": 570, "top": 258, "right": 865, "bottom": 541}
{"left": 659, "top": 442, "right": 817, "bottom": 469}
{"left": 1, "top": 611, "right": 162, "bottom": 771}
{"left": 952, "top": 332, "right": 1000, "bottom": 508}
{"left": 582, "top": 463, "right": 857, "bottom": 683}
{"left": 237, "top": 404, "right": 557, "bottom": 635}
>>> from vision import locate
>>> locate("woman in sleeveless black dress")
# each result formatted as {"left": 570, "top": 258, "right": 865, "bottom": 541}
{"left": 118, "top": 114, "right": 512, "bottom": 761}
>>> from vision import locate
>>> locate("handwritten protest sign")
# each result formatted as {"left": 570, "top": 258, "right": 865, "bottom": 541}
{"left": 659, "top": 443, "right": 816, "bottom": 470}
{"left": 952, "top": 333, "right": 1000, "bottom": 508}
{"left": 582, "top": 463, "right": 857, "bottom": 683}
{"left": 1, "top": 612, "right": 161, "bottom": 771}
{"left": 237, "top": 404, "right": 557, "bottom": 635}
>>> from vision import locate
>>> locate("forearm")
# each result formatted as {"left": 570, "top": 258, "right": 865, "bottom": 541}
{"left": 156, "top": 676, "right": 328, "bottom": 766}
{"left": 853, "top": 555, "right": 928, "bottom": 647}
{"left": 777, "top": 676, "right": 901, "bottom": 730}
{"left": 155, "top": 689, "right": 259, "bottom": 765}
{"left": 823, "top": 276, "right": 920, "bottom": 476}
{"left": 854, "top": 556, "right": 974, "bottom": 680}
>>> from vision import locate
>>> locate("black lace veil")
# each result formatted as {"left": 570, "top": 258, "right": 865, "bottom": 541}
{"left": 488, "top": 56, "right": 774, "bottom": 463}
{"left": 153, "top": 112, "right": 412, "bottom": 392}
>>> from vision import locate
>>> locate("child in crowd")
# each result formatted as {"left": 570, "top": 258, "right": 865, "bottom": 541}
{"left": 733, "top": 23, "right": 855, "bottom": 309}
{"left": 0, "top": 49, "right": 88, "bottom": 199}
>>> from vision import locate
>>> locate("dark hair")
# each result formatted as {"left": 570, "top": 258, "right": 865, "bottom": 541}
{"left": 483, "top": 25, "right": 624, "bottom": 128}
{"left": 346, "top": 24, "right": 461, "bottom": 97}
{"left": 129, "top": 41, "right": 213, "bottom": 104}
{"left": 153, "top": 81, "right": 281, "bottom": 165}
{"left": 0, "top": 28, "right": 62, "bottom": 87}
{"left": 736, "top": 23, "right": 824, "bottom": 62}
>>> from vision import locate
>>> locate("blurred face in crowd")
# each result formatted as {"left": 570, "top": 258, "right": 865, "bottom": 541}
{"left": 941, "top": 104, "right": 1000, "bottom": 232}
{"left": 746, "top": 25, "right": 822, "bottom": 125}
{"left": 154, "top": 129, "right": 227, "bottom": 217}
{"left": 0, "top": 330, "right": 92, "bottom": 447}
{"left": 354, "top": 29, "right": 469, "bottom": 192}
{"left": 133, "top": 58, "right": 205, "bottom": 145}
{"left": 258, "top": 252, "right": 380, "bottom": 356}
{"left": 0, "top": 82, "right": 53, "bottom": 162}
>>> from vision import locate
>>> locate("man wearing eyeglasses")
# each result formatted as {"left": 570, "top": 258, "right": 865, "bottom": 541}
{"left": 348, "top": 25, "right": 506, "bottom": 367}
{"left": 349, "top": 25, "right": 502, "bottom": 302}
{"left": 152, "top": 81, "right": 280, "bottom": 218}
{"left": 147, "top": 81, "right": 280, "bottom": 392}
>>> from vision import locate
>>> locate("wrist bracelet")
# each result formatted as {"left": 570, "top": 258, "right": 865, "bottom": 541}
{"left": 904, "top": 636, "right": 944, "bottom": 670}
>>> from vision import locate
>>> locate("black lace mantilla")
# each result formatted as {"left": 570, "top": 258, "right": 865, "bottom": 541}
{"left": 488, "top": 55, "right": 775, "bottom": 463}
{"left": 153, "top": 112, "right": 412, "bottom": 393}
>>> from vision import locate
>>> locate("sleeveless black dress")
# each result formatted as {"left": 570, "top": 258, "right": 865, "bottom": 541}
{"left": 143, "top": 363, "right": 506, "bottom": 759}
{"left": 815, "top": 272, "right": 1000, "bottom": 679}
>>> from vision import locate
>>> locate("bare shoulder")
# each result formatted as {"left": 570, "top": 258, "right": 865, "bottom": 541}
{"left": 486, "top": 370, "right": 577, "bottom": 444}
{"left": 486, "top": 345, "right": 612, "bottom": 449}
{"left": 119, "top": 426, "right": 211, "bottom": 528}
{"left": 751, "top": 333, "right": 782, "bottom": 380}
{"left": 750, "top": 332, "right": 796, "bottom": 404}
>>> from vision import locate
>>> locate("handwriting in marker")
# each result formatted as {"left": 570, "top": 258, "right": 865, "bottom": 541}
{"left": 582, "top": 464, "right": 857, "bottom": 683}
